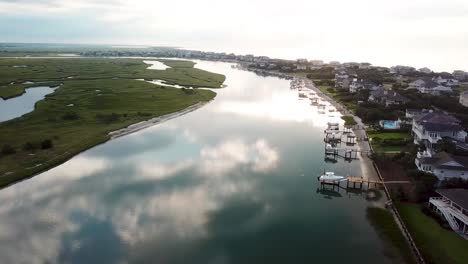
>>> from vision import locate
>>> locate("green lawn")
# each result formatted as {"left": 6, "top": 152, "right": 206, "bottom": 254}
{"left": 397, "top": 203, "right": 468, "bottom": 264}
{"left": 366, "top": 207, "right": 416, "bottom": 264}
{"left": 0, "top": 59, "right": 225, "bottom": 187}
{"left": 368, "top": 132, "right": 412, "bottom": 153}
{"left": 368, "top": 132, "right": 412, "bottom": 140}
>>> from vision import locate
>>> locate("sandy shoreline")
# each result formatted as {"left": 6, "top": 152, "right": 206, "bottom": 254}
{"left": 109, "top": 101, "right": 209, "bottom": 139}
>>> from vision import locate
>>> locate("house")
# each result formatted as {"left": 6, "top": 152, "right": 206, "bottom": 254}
{"left": 416, "top": 152, "right": 468, "bottom": 180}
{"left": 409, "top": 78, "right": 453, "bottom": 95}
{"left": 412, "top": 112, "right": 467, "bottom": 153}
{"left": 428, "top": 189, "right": 468, "bottom": 238}
{"left": 453, "top": 70, "right": 467, "bottom": 81}
{"left": 296, "top": 64, "right": 307, "bottom": 71}
{"left": 349, "top": 79, "right": 362, "bottom": 93}
{"left": 460, "top": 91, "right": 468, "bottom": 107}
{"left": 334, "top": 72, "right": 350, "bottom": 90}
{"left": 368, "top": 87, "right": 409, "bottom": 107}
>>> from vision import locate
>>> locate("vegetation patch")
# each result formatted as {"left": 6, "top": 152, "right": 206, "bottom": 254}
{"left": 341, "top": 115, "right": 357, "bottom": 126}
{"left": 397, "top": 203, "right": 468, "bottom": 264}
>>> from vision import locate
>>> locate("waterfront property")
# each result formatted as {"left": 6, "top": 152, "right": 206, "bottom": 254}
{"left": 411, "top": 112, "right": 467, "bottom": 154}
{"left": 416, "top": 152, "right": 468, "bottom": 180}
{"left": 429, "top": 189, "right": 468, "bottom": 239}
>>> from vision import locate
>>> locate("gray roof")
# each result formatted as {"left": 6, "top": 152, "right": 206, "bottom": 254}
{"left": 436, "top": 189, "right": 468, "bottom": 211}
{"left": 414, "top": 112, "right": 463, "bottom": 132}
{"left": 370, "top": 88, "right": 408, "bottom": 102}
{"left": 420, "top": 152, "right": 468, "bottom": 169}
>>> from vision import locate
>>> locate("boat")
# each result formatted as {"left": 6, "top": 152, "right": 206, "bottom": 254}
{"left": 318, "top": 172, "right": 347, "bottom": 182}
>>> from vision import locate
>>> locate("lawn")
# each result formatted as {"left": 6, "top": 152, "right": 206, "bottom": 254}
{"left": 397, "top": 203, "right": 468, "bottom": 264}
{"left": 368, "top": 132, "right": 413, "bottom": 153}
{"left": 366, "top": 207, "right": 416, "bottom": 264}
{"left": 315, "top": 83, "right": 358, "bottom": 113}
{"left": 368, "top": 132, "right": 412, "bottom": 140}
{"left": 0, "top": 59, "right": 225, "bottom": 187}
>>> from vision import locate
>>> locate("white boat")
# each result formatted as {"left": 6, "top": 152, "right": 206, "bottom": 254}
{"left": 318, "top": 172, "right": 347, "bottom": 182}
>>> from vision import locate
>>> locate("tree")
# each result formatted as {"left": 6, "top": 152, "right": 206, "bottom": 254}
{"left": 1, "top": 144, "right": 16, "bottom": 155}
{"left": 408, "top": 170, "right": 438, "bottom": 202}
{"left": 41, "top": 139, "right": 53, "bottom": 149}
{"left": 435, "top": 138, "right": 457, "bottom": 154}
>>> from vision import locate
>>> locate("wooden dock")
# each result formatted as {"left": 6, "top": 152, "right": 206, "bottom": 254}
{"left": 319, "top": 176, "right": 409, "bottom": 189}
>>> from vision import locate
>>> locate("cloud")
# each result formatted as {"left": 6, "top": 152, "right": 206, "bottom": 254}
{"left": 199, "top": 139, "right": 279, "bottom": 175}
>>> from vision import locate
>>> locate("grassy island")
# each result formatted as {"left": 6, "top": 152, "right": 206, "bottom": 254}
{"left": 0, "top": 58, "right": 225, "bottom": 188}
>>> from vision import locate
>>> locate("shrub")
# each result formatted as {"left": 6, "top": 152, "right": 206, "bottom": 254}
{"left": 22, "top": 142, "right": 38, "bottom": 151}
{"left": 62, "top": 112, "right": 80, "bottom": 121}
{"left": 96, "top": 113, "right": 120, "bottom": 123}
{"left": 1, "top": 144, "right": 16, "bottom": 155}
{"left": 41, "top": 139, "right": 53, "bottom": 149}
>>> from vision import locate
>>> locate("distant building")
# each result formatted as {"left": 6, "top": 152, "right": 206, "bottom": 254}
{"left": 390, "top": 65, "right": 416, "bottom": 75}
{"left": 460, "top": 91, "right": 468, "bottom": 107}
{"left": 334, "top": 72, "right": 350, "bottom": 90}
{"left": 412, "top": 112, "right": 467, "bottom": 153}
{"left": 453, "top": 70, "right": 467, "bottom": 81}
{"left": 418, "top": 67, "right": 432, "bottom": 74}
{"left": 329, "top": 61, "right": 341, "bottom": 66}
{"left": 428, "top": 189, "right": 468, "bottom": 238}
{"left": 368, "top": 87, "right": 409, "bottom": 107}
{"left": 409, "top": 78, "right": 453, "bottom": 95}
{"left": 297, "top": 58, "right": 308, "bottom": 64}
{"left": 296, "top": 64, "right": 307, "bottom": 71}
{"left": 309, "top": 60, "right": 324, "bottom": 66}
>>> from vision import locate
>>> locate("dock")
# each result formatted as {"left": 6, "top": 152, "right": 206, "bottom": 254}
{"left": 319, "top": 176, "right": 409, "bottom": 189}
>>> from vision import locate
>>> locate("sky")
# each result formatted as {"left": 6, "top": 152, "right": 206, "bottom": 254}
{"left": 1, "top": 0, "right": 468, "bottom": 72}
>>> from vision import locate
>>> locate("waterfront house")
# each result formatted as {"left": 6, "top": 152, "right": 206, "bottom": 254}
{"left": 368, "top": 87, "right": 408, "bottom": 107}
{"left": 460, "top": 91, "right": 468, "bottom": 107}
{"left": 412, "top": 112, "right": 467, "bottom": 153}
{"left": 429, "top": 189, "right": 468, "bottom": 239}
{"left": 416, "top": 151, "right": 468, "bottom": 180}
{"left": 334, "top": 72, "right": 350, "bottom": 90}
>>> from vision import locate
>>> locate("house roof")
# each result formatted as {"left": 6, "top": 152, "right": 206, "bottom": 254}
{"left": 415, "top": 112, "right": 460, "bottom": 125}
{"left": 370, "top": 88, "right": 408, "bottom": 102}
{"left": 421, "top": 152, "right": 468, "bottom": 170}
{"left": 436, "top": 189, "right": 468, "bottom": 211}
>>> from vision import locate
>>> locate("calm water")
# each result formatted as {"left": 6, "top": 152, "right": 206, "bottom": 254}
{"left": 0, "top": 86, "right": 56, "bottom": 122}
{"left": 0, "top": 61, "right": 394, "bottom": 264}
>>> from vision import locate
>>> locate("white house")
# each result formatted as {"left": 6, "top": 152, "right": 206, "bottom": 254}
{"left": 429, "top": 189, "right": 468, "bottom": 239}
{"left": 416, "top": 152, "right": 468, "bottom": 180}
{"left": 460, "top": 91, "right": 468, "bottom": 107}
{"left": 412, "top": 112, "right": 467, "bottom": 153}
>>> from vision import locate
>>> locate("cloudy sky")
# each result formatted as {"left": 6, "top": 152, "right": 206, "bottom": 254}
{"left": 1, "top": 0, "right": 468, "bottom": 71}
